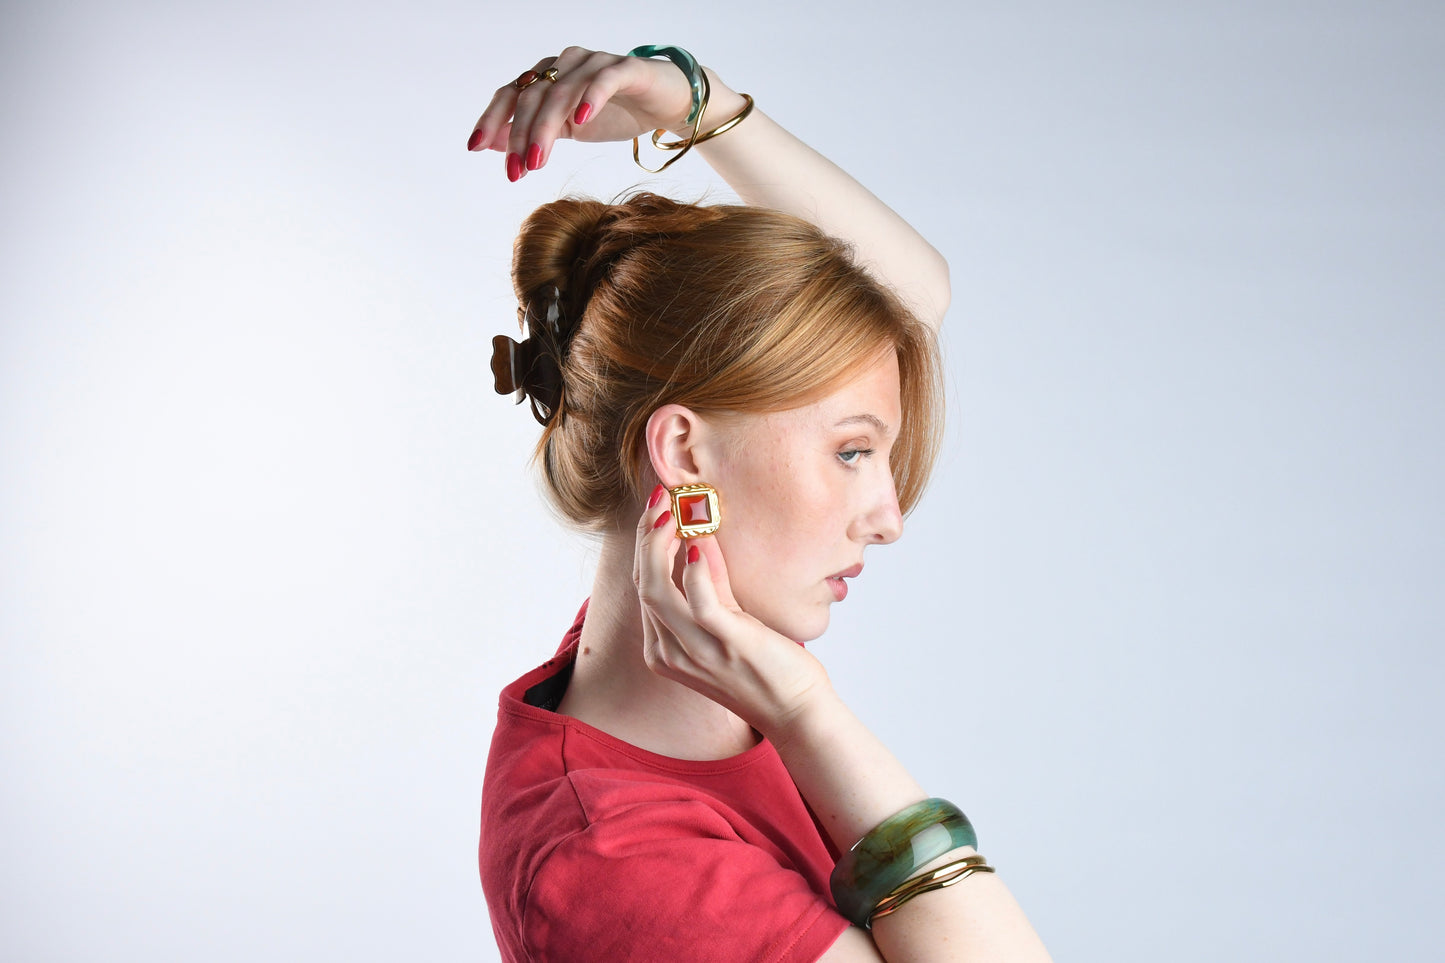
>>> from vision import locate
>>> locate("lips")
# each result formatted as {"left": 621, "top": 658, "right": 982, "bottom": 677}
{"left": 826, "top": 563, "right": 863, "bottom": 602}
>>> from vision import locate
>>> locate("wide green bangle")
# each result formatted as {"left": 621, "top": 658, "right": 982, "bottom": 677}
{"left": 627, "top": 44, "right": 706, "bottom": 126}
{"left": 829, "top": 798, "right": 978, "bottom": 929}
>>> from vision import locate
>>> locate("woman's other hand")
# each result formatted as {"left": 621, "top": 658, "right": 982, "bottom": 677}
{"left": 466, "top": 47, "right": 694, "bottom": 181}
{"left": 632, "top": 485, "right": 833, "bottom": 740}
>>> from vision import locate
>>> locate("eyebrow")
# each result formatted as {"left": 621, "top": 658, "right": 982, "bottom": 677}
{"left": 834, "top": 414, "right": 893, "bottom": 437}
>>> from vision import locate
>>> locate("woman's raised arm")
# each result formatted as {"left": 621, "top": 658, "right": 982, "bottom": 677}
{"left": 468, "top": 47, "right": 950, "bottom": 330}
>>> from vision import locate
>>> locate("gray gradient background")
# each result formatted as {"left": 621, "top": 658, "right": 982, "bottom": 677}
{"left": 2, "top": 1, "right": 1441, "bottom": 960}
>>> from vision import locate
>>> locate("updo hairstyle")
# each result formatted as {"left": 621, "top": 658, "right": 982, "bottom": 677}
{"left": 509, "top": 192, "right": 943, "bottom": 530}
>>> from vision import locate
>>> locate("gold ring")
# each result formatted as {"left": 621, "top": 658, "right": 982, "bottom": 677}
{"left": 514, "top": 67, "right": 560, "bottom": 90}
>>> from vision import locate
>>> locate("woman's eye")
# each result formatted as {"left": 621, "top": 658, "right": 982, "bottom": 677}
{"left": 838, "top": 448, "right": 873, "bottom": 466}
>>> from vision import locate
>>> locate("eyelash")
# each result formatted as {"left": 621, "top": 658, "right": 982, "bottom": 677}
{"left": 838, "top": 448, "right": 875, "bottom": 467}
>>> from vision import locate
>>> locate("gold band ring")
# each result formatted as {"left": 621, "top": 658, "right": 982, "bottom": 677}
{"left": 513, "top": 67, "right": 560, "bottom": 90}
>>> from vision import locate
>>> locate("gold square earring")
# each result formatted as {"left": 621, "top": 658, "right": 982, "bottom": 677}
{"left": 668, "top": 483, "right": 721, "bottom": 538}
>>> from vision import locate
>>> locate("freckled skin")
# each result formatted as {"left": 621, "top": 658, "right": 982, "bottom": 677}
{"left": 708, "top": 353, "right": 905, "bottom": 643}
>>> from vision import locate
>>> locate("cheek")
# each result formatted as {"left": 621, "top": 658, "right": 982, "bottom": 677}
{"left": 718, "top": 473, "right": 831, "bottom": 574}
{"left": 714, "top": 466, "right": 798, "bottom": 570}
{"left": 717, "top": 485, "right": 793, "bottom": 564}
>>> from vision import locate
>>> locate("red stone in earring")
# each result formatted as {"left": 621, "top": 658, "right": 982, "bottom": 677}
{"left": 668, "top": 483, "right": 721, "bottom": 538}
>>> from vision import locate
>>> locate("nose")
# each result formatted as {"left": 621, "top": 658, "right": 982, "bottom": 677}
{"left": 852, "top": 473, "right": 904, "bottom": 545}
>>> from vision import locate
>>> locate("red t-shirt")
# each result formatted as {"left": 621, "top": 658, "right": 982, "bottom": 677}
{"left": 479, "top": 603, "right": 851, "bottom": 962}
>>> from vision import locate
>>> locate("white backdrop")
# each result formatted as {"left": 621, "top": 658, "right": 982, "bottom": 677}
{"left": 2, "top": 1, "right": 1441, "bottom": 960}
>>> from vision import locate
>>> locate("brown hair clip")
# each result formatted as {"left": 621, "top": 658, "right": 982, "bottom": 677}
{"left": 490, "top": 285, "right": 571, "bottom": 426}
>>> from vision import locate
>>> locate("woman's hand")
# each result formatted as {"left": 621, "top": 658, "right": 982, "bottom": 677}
{"left": 631, "top": 485, "right": 833, "bottom": 739}
{"left": 467, "top": 47, "right": 694, "bottom": 181}
{"left": 466, "top": 43, "right": 948, "bottom": 325}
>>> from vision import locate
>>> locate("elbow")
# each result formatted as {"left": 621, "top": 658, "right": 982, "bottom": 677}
{"left": 931, "top": 249, "right": 952, "bottom": 316}
{"left": 921, "top": 246, "right": 951, "bottom": 330}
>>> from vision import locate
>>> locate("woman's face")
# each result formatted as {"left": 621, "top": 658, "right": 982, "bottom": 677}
{"left": 708, "top": 350, "right": 905, "bottom": 643}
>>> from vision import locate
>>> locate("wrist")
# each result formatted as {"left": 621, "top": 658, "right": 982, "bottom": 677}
{"left": 761, "top": 682, "right": 848, "bottom": 760}
{"left": 666, "top": 68, "right": 747, "bottom": 138}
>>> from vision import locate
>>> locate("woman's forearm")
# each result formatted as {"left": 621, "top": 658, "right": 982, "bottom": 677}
{"left": 769, "top": 690, "right": 1052, "bottom": 962}
{"left": 691, "top": 74, "right": 951, "bottom": 331}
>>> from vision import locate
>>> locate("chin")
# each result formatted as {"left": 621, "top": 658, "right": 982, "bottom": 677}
{"left": 735, "top": 586, "right": 831, "bottom": 646}
{"left": 771, "top": 606, "right": 831, "bottom": 647}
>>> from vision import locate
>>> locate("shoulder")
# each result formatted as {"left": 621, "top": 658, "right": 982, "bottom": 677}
{"left": 522, "top": 785, "right": 849, "bottom": 962}
{"left": 483, "top": 727, "right": 845, "bottom": 961}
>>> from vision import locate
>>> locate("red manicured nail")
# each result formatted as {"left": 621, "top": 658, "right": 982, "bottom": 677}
{"left": 506, "top": 153, "right": 523, "bottom": 182}
{"left": 648, "top": 484, "right": 666, "bottom": 508}
{"left": 652, "top": 510, "right": 672, "bottom": 530}
{"left": 573, "top": 102, "right": 592, "bottom": 125}
{"left": 525, "top": 143, "right": 543, "bottom": 170}
{"left": 467, "top": 128, "right": 485, "bottom": 151}
{"left": 687, "top": 545, "right": 700, "bottom": 564}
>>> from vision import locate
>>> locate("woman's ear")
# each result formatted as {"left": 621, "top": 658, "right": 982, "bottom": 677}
{"left": 644, "top": 404, "right": 709, "bottom": 488}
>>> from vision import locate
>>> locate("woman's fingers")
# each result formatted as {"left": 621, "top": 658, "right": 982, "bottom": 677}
{"left": 691, "top": 534, "right": 741, "bottom": 612}
{"left": 503, "top": 49, "right": 594, "bottom": 178}
{"left": 509, "top": 49, "right": 626, "bottom": 170}
{"left": 634, "top": 488, "right": 682, "bottom": 614}
{"left": 467, "top": 55, "right": 553, "bottom": 156}
{"left": 466, "top": 87, "right": 517, "bottom": 153}
{"left": 467, "top": 47, "right": 694, "bottom": 179}
{"left": 633, "top": 488, "right": 725, "bottom": 668}
{"left": 679, "top": 540, "right": 730, "bottom": 636}
{"left": 635, "top": 493, "right": 702, "bottom": 674}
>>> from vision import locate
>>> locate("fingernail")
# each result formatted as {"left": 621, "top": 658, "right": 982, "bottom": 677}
{"left": 467, "top": 128, "right": 485, "bottom": 151}
{"left": 506, "top": 153, "right": 523, "bottom": 182}
{"left": 574, "top": 102, "right": 592, "bottom": 125}
{"left": 687, "top": 545, "right": 700, "bottom": 564}
{"left": 652, "top": 510, "right": 672, "bottom": 531}
{"left": 525, "top": 143, "right": 543, "bottom": 170}
{"left": 648, "top": 484, "right": 666, "bottom": 508}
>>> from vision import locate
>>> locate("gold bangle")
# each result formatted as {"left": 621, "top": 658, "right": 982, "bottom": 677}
{"left": 875, "top": 855, "right": 989, "bottom": 915}
{"left": 867, "top": 855, "right": 996, "bottom": 925}
{"left": 650, "top": 93, "right": 755, "bottom": 150}
{"left": 631, "top": 71, "right": 711, "bottom": 173}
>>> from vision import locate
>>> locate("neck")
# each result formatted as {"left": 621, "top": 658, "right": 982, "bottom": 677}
{"left": 558, "top": 516, "right": 757, "bottom": 760}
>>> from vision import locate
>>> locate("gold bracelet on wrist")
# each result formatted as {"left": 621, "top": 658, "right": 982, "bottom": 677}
{"left": 867, "top": 854, "right": 996, "bottom": 925}
{"left": 650, "top": 93, "right": 755, "bottom": 151}
{"left": 631, "top": 64, "right": 711, "bottom": 172}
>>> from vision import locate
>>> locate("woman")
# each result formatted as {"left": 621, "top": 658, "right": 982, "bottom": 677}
{"left": 470, "top": 46, "right": 1051, "bottom": 962}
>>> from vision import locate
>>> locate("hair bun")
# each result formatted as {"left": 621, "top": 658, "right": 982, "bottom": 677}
{"left": 512, "top": 193, "right": 728, "bottom": 312}
{"left": 511, "top": 198, "right": 617, "bottom": 310}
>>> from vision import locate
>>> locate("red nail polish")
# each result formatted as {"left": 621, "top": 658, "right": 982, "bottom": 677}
{"left": 648, "top": 484, "right": 666, "bottom": 508}
{"left": 652, "top": 510, "right": 672, "bottom": 530}
{"left": 525, "top": 143, "right": 542, "bottom": 170}
{"left": 467, "top": 128, "right": 485, "bottom": 152}
{"left": 506, "top": 153, "right": 523, "bottom": 182}
{"left": 687, "top": 545, "right": 700, "bottom": 564}
{"left": 574, "top": 102, "right": 593, "bottom": 125}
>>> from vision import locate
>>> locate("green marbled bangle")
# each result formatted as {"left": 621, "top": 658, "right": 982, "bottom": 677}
{"left": 626, "top": 44, "right": 706, "bottom": 126}
{"left": 829, "top": 798, "right": 978, "bottom": 929}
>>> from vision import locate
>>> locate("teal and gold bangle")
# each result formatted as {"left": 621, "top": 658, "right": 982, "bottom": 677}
{"left": 627, "top": 44, "right": 706, "bottom": 126}
{"left": 829, "top": 798, "right": 978, "bottom": 929}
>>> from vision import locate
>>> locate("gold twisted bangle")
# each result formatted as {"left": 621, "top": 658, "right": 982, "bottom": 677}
{"left": 867, "top": 855, "right": 996, "bottom": 926}
{"left": 632, "top": 70, "right": 710, "bottom": 173}
{"left": 650, "top": 93, "right": 755, "bottom": 150}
